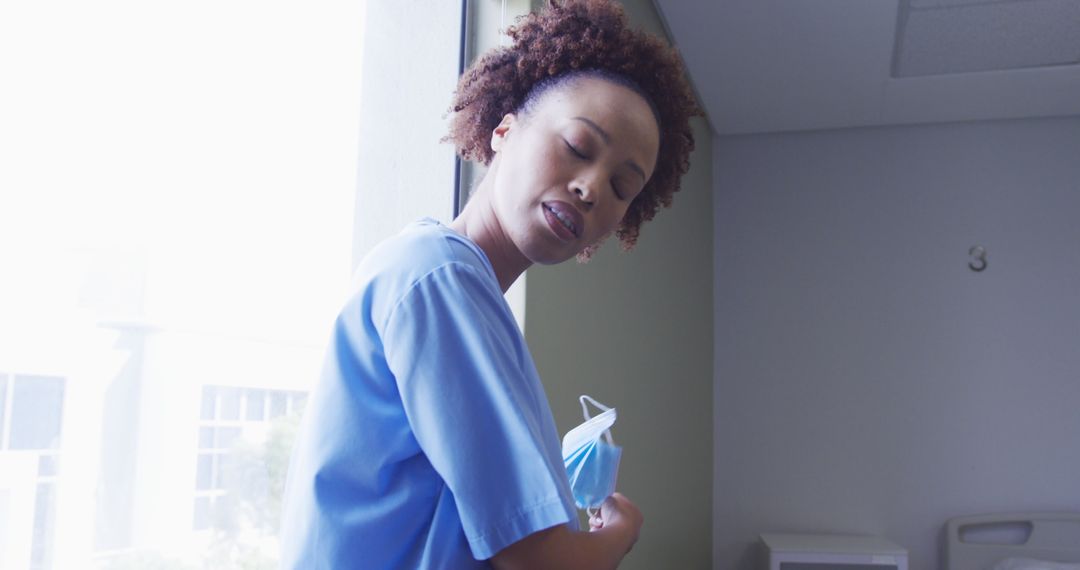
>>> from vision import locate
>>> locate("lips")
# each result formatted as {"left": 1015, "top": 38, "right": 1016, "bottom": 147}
{"left": 542, "top": 201, "right": 584, "bottom": 241}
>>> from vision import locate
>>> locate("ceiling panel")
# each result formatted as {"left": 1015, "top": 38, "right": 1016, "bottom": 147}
{"left": 895, "top": 0, "right": 1080, "bottom": 77}
{"left": 652, "top": 0, "right": 1080, "bottom": 135}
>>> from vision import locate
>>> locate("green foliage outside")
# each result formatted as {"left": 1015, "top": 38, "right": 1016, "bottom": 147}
{"left": 100, "top": 413, "right": 302, "bottom": 570}
{"left": 207, "top": 412, "right": 301, "bottom": 570}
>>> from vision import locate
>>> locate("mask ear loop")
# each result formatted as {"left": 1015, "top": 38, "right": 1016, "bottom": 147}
{"left": 580, "top": 394, "right": 615, "bottom": 522}
{"left": 579, "top": 395, "right": 615, "bottom": 446}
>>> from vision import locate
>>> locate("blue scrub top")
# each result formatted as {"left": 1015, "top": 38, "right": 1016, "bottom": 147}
{"left": 279, "top": 218, "right": 578, "bottom": 569}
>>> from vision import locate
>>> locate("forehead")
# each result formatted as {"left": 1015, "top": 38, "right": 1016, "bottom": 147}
{"left": 532, "top": 77, "right": 660, "bottom": 164}
{"left": 534, "top": 76, "right": 657, "bottom": 131}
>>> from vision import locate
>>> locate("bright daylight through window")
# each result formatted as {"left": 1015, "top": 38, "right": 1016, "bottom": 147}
{"left": 0, "top": 0, "right": 367, "bottom": 567}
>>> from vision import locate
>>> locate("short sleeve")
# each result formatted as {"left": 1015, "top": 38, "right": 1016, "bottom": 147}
{"left": 382, "top": 262, "right": 573, "bottom": 560}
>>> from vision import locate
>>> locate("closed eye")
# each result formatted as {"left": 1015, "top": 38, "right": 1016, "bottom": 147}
{"left": 611, "top": 181, "right": 624, "bottom": 201}
{"left": 564, "top": 138, "right": 624, "bottom": 200}
{"left": 564, "top": 140, "right": 587, "bottom": 159}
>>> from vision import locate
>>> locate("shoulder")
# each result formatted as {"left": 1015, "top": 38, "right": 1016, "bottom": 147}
{"left": 346, "top": 219, "right": 500, "bottom": 326}
{"left": 362, "top": 218, "right": 491, "bottom": 284}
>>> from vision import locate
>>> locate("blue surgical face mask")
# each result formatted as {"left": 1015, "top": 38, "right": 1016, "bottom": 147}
{"left": 562, "top": 395, "right": 622, "bottom": 514}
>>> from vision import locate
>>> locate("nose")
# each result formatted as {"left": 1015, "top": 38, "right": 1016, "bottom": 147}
{"left": 572, "top": 181, "right": 596, "bottom": 209}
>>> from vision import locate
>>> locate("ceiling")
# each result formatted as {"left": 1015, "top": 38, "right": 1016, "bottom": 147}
{"left": 651, "top": 0, "right": 1080, "bottom": 135}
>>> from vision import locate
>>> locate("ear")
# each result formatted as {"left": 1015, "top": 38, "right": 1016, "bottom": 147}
{"left": 490, "top": 113, "right": 516, "bottom": 152}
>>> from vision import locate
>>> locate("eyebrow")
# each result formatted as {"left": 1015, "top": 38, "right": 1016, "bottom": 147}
{"left": 572, "top": 116, "right": 647, "bottom": 183}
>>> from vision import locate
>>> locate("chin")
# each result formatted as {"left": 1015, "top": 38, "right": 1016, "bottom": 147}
{"left": 511, "top": 233, "right": 571, "bottom": 267}
{"left": 523, "top": 243, "right": 580, "bottom": 266}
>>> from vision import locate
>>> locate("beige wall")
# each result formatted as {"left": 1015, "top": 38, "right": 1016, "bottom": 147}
{"left": 523, "top": 3, "right": 715, "bottom": 568}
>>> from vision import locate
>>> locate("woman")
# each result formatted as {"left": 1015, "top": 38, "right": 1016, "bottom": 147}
{"left": 279, "top": 1, "right": 700, "bottom": 568}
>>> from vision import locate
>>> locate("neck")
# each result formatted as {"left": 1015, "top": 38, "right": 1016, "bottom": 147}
{"left": 449, "top": 179, "right": 531, "bottom": 293}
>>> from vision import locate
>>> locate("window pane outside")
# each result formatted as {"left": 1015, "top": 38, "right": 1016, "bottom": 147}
{"left": 193, "top": 497, "right": 211, "bottom": 531}
{"left": 200, "top": 387, "right": 218, "bottom": 421}
{"left": 217, "top": 427, "right": 241, "bottom": 450}
{"left": 290, "top": 392, "right": 309, "bottom": 415}
{"left": 269, "top": 393, "right": 288, "bottom": 420}
{"left": 196, "top": 454, "right": 214, "bottom": 491}
{"left": 30, "top": 483, "right": 57, "bottom": 570}
{"left": 10, "top": 376, "right": 65, "bottom": 451}
{"left": 219, "top": 388, "right": 241, "bottom": 422}
{"left": 245, "top": 389, "right": 266, "bottom": 421}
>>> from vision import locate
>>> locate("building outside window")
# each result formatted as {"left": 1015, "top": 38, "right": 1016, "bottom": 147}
{"left": 0, "top": 0, "right": 371, "bottom": 567}
{"left": 0, "top": 375, "right": 65, "bottom": 570}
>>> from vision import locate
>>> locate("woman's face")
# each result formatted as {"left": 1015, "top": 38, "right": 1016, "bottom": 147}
{"left": 487, "top": 76, "right": 661, "bottom": 265}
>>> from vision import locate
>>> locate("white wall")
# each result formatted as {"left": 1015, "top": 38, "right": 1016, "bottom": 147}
{"left": 713, "top": 116, "right": 1080, "bottom": 569}
{"left": 351, "top": 1, "right": 461, "bottom": 266}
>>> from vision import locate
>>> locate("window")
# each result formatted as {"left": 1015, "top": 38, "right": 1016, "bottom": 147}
{"left": 0, "top": 0, "right": 374, "bottom": 567}
{"left": 0, "top": 0, "right": 471, "bottom": 567}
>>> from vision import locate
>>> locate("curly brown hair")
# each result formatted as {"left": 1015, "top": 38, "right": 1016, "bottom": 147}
{"left": 444, "top": 0, "right": 702, "bottom": 255}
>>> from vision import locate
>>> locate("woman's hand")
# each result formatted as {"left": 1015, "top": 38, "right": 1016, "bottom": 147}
{"left": 491, "top": 492, "right": 644, "bottom": 570}
{"left": 590, "top": 493, "right": 643, "bottom": 554}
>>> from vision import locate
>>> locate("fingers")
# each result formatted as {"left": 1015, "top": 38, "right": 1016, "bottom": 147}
{"left": 600, "top": 493, "right": 631, "bottom": 517}
{"left": 600, "top": 493, "right": 643, "bottom": 531}
{"left": 592, "top": 493, "right": 643, "bottom": 556}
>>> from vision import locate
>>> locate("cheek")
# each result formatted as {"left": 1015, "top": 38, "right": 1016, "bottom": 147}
{"left": 534, "top": 144, "right": 568, "bottom": 181}
{"left": 588, "top": 203, "right": 628, "bottom": 242}
{"left": 505, "top": 141, "right": 561, "bottom": 191}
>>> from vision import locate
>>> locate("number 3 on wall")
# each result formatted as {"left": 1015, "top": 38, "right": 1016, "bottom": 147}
{"left": 968, "top": 245, "right": 988, "bottom": 272}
